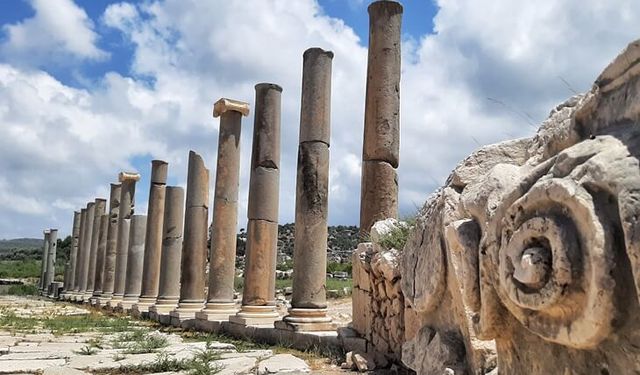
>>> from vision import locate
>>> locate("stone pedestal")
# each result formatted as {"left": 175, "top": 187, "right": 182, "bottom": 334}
{"left": 134, "top": 160, "right": 168, "bottom": 316}
{"left": 150, "top": 186, "right": 184, "bottom": 323}
{"left": 39, "top": 230, "right": 50, "bottom": 293}
{"left": 281, "top": 48, "right": 334, "bottom": 331}
{"left": 198, "top": 98, "right": 249, "bottom": 324}
{"left": 98, "top": 183, "right": 122, "bottom": 306}
{"left": 118, "top": 214, "right": 146, "bottom": 312}
{"left": 78, "top": 202, "right": 96, "bottom": 302}
{"left": 171, "top": 151, "right": 209, "bottom": 326}
{"left": 231, "top": 83, "right": 282, "bottom": 327}
{"left": 112, "top": 172, "right": 140, "bottom": 305}
{"left": 85, "top": 198, "right": 106, "bottom": 300}
{"left": 44, "top": 229, "right": 58, "bottom": 297}
{"left": 359, "top": 0, "right": 402, "bottom": 235}
{"left": 62, "top": 211, "right": 81, "bottom": 299}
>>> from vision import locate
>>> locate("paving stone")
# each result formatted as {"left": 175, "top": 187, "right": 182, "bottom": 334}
{"left": 0, "top": 358, "right": 66, "bottom": 374}
{"left": 42, "top": 366, "right": 89, "bottom": 375}
{"left": 257, "top": 354, "right": 310, "bottom": 374}
{"left": 217, "top": 356, "right": 259, "bottom": 375}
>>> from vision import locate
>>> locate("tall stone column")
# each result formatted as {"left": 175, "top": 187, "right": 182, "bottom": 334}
{"left": 230, "top": 83, "right": 282, "bottom": 326}
{"left": 279, "top": 48, "right": 334, "bottom": 331}
{"left": 99, "top": 183, "right": 122, "bottom": 304}
{"left": 359, "top": 0, "right": 402, "bottom": 236}
{"left": 119, "top": 215, "right": 147, "bottom": 311}
{"left": 110, "top": 172, "right": 140, "bottom": 307}
{"left": 196, "top": 98, "right": 249, "bottom": 326}
{"left": 90, "top": 213, "right": 109, "bottom": 303}
{"left": 63, "top": 211, "right": 81, "bottom": 299}
{"left": 45, "top": 229, "right": 58, "bottom": 296}
{"left": 39, "top": 230, "right": 50, "bottom": 293}
{"left": 171, "top": 151, "right": 209, "bottom": 326}
{"left": 85, "top": 198, "right": 106, "bottom": 300}
{"left": 149, "top": 186, "right": 185, "bottom": 324}
{"left": 72, "top": 208, "right": 87, "bottom": 300}
{"left": 133, "top": 160, "right": 168, "bottom": 316}
{"left": 78, "top": 201, "right": 96, "bottom": 301}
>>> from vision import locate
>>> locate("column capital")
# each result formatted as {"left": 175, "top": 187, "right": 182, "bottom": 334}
{"left": 213, "top": 98, "right": 250, "bottom": 118}
{"left": 119, "top": 171, "right": 141, "bottom": 182}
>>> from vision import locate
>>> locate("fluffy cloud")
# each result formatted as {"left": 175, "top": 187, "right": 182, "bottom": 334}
{"left": 0, "top": 0, "right": 639, "bottom": 239}
{"left": 0, "top": 0, "right": 107, "bottom": 66}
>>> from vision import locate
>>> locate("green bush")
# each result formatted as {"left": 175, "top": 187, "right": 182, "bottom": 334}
{"left": 7, "top": 284, "right": 38, "bottom": 296}
{"left": 326, "top": 261, "right": 352, "bottom": 275}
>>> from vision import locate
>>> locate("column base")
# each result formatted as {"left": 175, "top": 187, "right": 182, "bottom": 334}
{"left": 229, "top": 305, "right": 280, "bottom": 327}
{"left": 275, "top": 308, "right": 335, "bottom": 332}
{"left": 95, "top": 296, "right": 112, "bottom": 308}
{"left": 170, "top": 302, "right": 204, "bottom": 328}
{"left": 196, "top": 302, "right": 238, "bottom": 321}
{"left": 149, "top": 302, "right": 178, "bottom": 324}
{"left": 82, "top": 291, "right": 94, "bottom": 302}
{"left": 106, "top": 295, "right": 124, "bottom": 310}
{"left": 131, "top": 299, "right": 156, "bottom": 319}
{"left": 118, "top": 296, "right": 140, "bottom": 312}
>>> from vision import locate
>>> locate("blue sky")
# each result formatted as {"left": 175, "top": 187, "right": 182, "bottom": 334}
{"left": 0, "top": 0, "right": 638, "bottom": 238}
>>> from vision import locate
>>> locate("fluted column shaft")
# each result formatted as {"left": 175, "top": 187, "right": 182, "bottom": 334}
{"left": 120, "top": 215, "right": 147, "bottom": 310}
{"left": 73, "top": 208, "right": 87, "bottom": 293}
{"left": 39, "top": 231, "right": 50, "bottom": 291}
{"left": 78, "top": 202, "right": 96, "bottom": 295}
{"left": 44, "top": 229, "right": 58, "bottom": 293}
{"left": 85, "top": 199, "right": 106, "bottom": 298}
{"left": 100, "top": 183, "right": 122, "bottom": 300}
{"left": 112, "top": 172, "right": 139, "bottom": 304}
{"left": 65, "top": 211, "right": 81, "bottom": 293}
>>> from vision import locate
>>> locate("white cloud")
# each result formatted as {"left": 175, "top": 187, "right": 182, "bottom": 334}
{"left": 1, "top": 0, "right": 640, "bottom": 238}
{"left": 0, "top": 0, "right": 107, "bottom": 66}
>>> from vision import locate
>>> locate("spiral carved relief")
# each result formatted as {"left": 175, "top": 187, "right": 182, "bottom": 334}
{"left": 491, "top": 177, "right": 616, "bottom": 349}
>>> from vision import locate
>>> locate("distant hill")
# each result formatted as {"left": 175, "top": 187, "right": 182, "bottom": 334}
{"left": 0, "top": 238, "right": 42, "bottom": 251}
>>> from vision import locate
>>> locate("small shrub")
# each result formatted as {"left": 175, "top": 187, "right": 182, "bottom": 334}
{"left": 76, "top": 345, "right": 99, "bottom": 355}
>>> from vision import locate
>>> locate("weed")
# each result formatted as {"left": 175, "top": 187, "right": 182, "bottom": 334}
{"left": 76, "top": 345, "right": 98, "bottom": 355}
{"left": 112, "top": 329, "right": 169, "bottom": 354}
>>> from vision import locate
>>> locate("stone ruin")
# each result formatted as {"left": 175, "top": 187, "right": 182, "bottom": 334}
{"left": 33, "top": 0, "right": 640, "bottom": 373}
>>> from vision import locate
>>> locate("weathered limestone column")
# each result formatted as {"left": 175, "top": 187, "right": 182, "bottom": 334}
{"left": 359, "top": 0, "right": 402, "bottom": 236}
{"left": 149, "top": 186, "right": 185, "bottom": 324}
{"left": 230, "top": 83, "right": 281, "bottom": 326}
{"left": 45, "top": 229, "right": 58, "bottom": 296}
{"left": 170, "top": 151, "right": 209, "bottom": 326}
{"left": 84, "top": 198, "right": 106, "bottom": 300}
{"left": 71, "top": 208, "right": 87, "bottom": 300}
{"left": 39, "top": 230, "right": 50, "bottom": 293}
{"left": 119, "top": 215, "right": 147, "bottom": 311}
{"left": 99, "top": 183, "right": 122, "bottom": 304}
{"left": 78, "top": 202, "right": 96, "bottom": 301}
{"left": 90, "top": 213, "right": 109, "bottom": 303}
{"left": 196, "top": 98, "right": 249, "bottom": 326}
{"left": 110, "top": 172, "right": 140, "bottom": 307}
{"left": 63, "top": 211, "right": 81, "bottom": 299}
{"left": 279, "top": 48, "right": 334, "bottom": 331}
{"left": 63, "top": 262, "right": 71, "bottom": 295}
{"left": 133, "top": 160, "right": 168, "bottom": 316}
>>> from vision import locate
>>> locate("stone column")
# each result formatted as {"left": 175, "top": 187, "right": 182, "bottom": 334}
{"left": 133, "top": 160, "right": 168, "bottom": 316}
{"left": 110, "top": 172, "right": 140, "bottom": 307}
{"left": 84, "top": 198, "right": 106, "bottom": 300}
{"left": 99, "top": 183, "right": 122, "bottom": 304}
{"left": 149, "top": 186, "right": 185, "bottom": 324}
{"left": 279, "top": 48, "right": 334, "bottom": 331}
{"left": 78, "top": 201, "right": 96, "bottom": 301}
{"left": 230, "top": 83, "right": 281, "bottom": 326}
{"left": 119, "top": 214, "right": 147, "bottom": 311}
{"left": 72, "top": 208, "right": 87, "bottom": 300}
{"left": 170, "top": 151, "right": 209, "bottom": 326}
{"left": 39, "top": 230, "right": 50, "bottom": 293}
{"left": 45, "top": 229, "right": 58, "bottom": 296}
{"left": 359, "top": 0, "right": 402, "bottom": 236}
{"left": 63, "top": 211, "right": 81, "bottom": 299}
{"left": 90, "top": 213, "right": 109, "bottom": 303}
{"left": 196, "top": 98, "right": 249, "bottom": 326}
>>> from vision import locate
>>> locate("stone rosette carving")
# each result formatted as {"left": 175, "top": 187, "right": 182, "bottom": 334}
{"left": 401, "top": 40, "right": 640, "bottom": 374}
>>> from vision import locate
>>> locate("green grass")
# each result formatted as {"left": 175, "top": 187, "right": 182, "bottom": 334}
{"left": 75, "top": 345, "right": 99, "bottom": 355}
{"left": 6, "top": 283, "right": 39, "bottom": 296}
{"left": 111, "top": 329, "right": 169, "bottom": 354}
{"left": 0, "top": 260, "right": 41, "bottom": 278}
{"left": 272, "top": 278, "right": 352, "bottom": 298}
{"left": 0, "top": 309, "right": 133, "bottom": 335}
